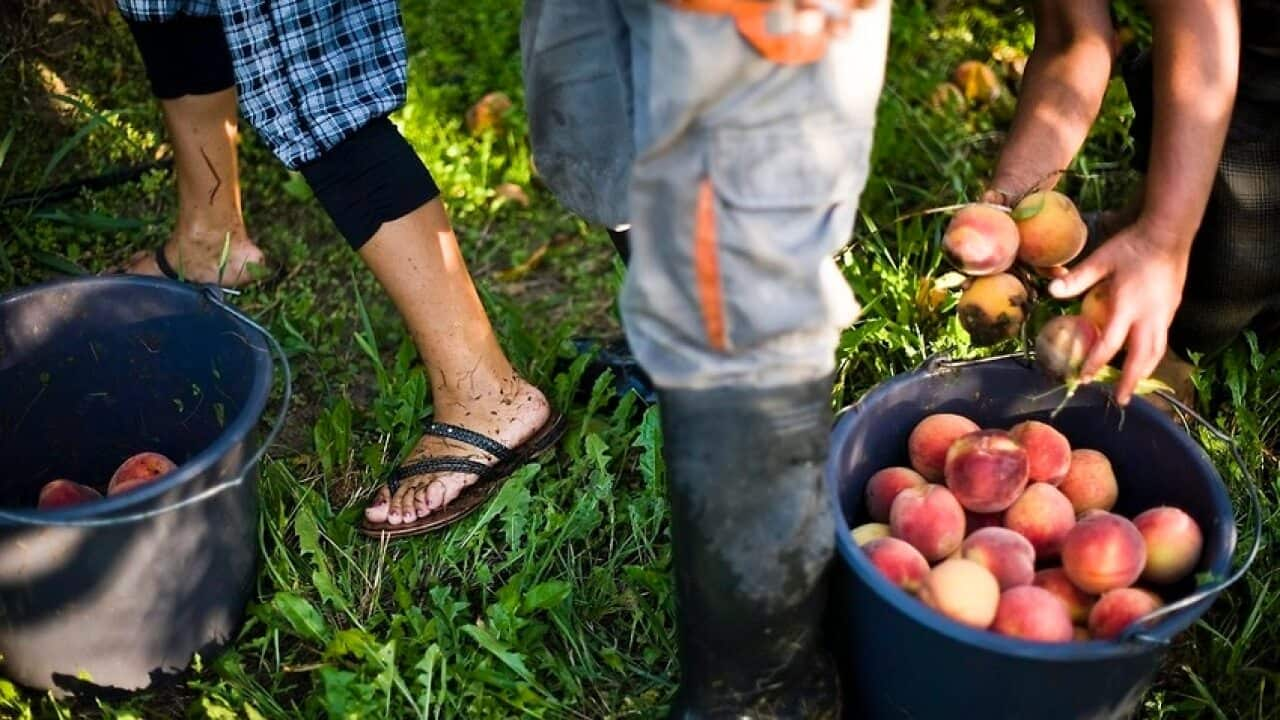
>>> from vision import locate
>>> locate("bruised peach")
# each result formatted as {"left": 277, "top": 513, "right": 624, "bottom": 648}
{"left": 1012, "top": 190, "right": 1087, "bottom": 268}
{"left": 852, "top": 522, "right": 892, "bottom": 547}
{"left": 991, "top": 586, "right": 1075, "bottom": 643}
{"left": 1035, "top": 315, "right": 1100, "bottom": 380}
{"left": 889, "top": 485, "right": 967, "bottom": 563}
{"left": 944, "top": 430, "right": 1029, "bottom": 513}
{"left": 108, "top": 452, "right": 178, "bottom": 496}
{"left": 908, "top": 413, "right": 980, "bottom": 481}
{"left": 37, "top": 479, "right": 102, "bottom": 510}
{"left": 1062, "top": 512, "right": 1146, "bottom": 594}
{"left": 1009, "top": 420, "right": 1071, "bottom": 484}
{"left": 1081, "top": 279, "right": 1114, "bottom": 329}
{"left": 920, "top": 558, "right": 1001, "bottom": 629}
{"left": 943, "top": 205, "right": 1019, "bottom": 276}
{"left": 1133, "top": 507, "right": 1203, "bottom": 585}
{"left": 864, "top": 537, "right": 931, "bottom": 592}
{"left": 952, "top": 60, "right": 1003, "bottom": 104}
{"left": 1004, "top": 484, "right": 1076, "bottom": 558}
{"left": 865, "top": 467, "right": 928, "bottom": 523}
{"left": 962, "top": 527, "right": 1036, "bottom": 590}
{"left": 1059, "top": 449, "right": 1118, "bottom": 514}
{"left": 1088, "top": 588, "right": 1163, "bottom": 640}
{"left": 959, "top": 273, "right": 1029, "bottom": 346}
{"left": 1033, "top": 568, "right": 1096, "bottom": 624}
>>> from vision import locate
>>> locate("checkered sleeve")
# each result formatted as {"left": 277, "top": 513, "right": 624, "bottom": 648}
{"left": 116, "top": 0, "right": 218, "bottom": 22}
{"left": 217, "top": 0, "right": 409, "bottom": 168}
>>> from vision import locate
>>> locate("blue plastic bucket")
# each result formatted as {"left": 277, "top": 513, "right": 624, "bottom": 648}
{"left": 0, "top": 276, "right": 288, "bottom": 695}
{"left": 825, "top": 355, "right": 1258, "bottom": 720}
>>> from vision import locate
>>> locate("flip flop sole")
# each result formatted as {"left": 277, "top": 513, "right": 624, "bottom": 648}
{"left": 358, "top": 411, "right": 566, "bottom": 539}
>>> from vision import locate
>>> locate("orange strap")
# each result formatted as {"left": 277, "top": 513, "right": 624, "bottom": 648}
{"left": 665, "top": 0, "right": 833, "bottom": 66}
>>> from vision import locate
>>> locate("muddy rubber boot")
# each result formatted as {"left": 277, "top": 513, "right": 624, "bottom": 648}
{"left": 660, "top": 377, "right": 840, "bottom": 720}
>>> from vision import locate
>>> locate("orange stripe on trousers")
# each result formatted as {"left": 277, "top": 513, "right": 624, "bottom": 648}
{"left": 694, "top": 179, "right": 728, "bottom": 351}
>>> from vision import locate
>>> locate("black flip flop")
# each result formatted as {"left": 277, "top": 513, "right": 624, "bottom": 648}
{"left": 358, "top": 411, "right": 566, "bottom": 539}
{"left": 153, "top": 245, "right": 283, "bottom": 290}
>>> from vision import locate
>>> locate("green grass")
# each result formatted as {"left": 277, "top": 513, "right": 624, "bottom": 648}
{"left": 0, "top": 1, "right": 1277, "bottom": 718}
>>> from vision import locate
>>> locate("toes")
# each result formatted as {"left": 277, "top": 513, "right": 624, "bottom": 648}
{"left": 440, "top": 474, "right": 470, "bottom": 507}
{"left": 425, "top": 478, "right": 449, "bottom": 510}
{"left": 363, "top": 486, "right": 391, "bottom": 523}
{"left": 387, "top": 485, "right": 409, "bottom": 525}
{"left": 413, "top": 485, "right": 431, "bottom": 517}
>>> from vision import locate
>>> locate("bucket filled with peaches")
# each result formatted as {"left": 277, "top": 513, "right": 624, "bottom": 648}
{"left": 825, "top": 354, "right": 1259, "bottom": 720}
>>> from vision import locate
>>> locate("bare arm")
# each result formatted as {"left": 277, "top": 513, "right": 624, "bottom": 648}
{"left": 1049, "top": 0, "right": 1240, "bottom": 404}
{"left": 985, "top": 0, "right": 1115, "bottom": 202}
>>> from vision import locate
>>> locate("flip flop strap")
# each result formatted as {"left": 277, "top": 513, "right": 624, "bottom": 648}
{"left": 154, "top": 246, "right": 182, "bottom": 281}
{"left": 388, "top": 456, "right": 491, "bottom": 494}
{"left": 423, "top": 422, "right": 511, "bottom": 460}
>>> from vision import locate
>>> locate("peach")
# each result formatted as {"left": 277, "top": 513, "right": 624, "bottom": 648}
{"left": 36, "top": 479, "right": 102, "bottom": 510}
{"left": 1058, "top": 449, "right": 1118, "bottom": 514}
{"left": 1004, "top": 484, "right": 1076, "bottom": 558}
{"left": 1033, "top": 568, "right": 1096, "bottom": 625}
{"left": 962, "top": 527, "right": 1036, "bottom": 590}
{"left": 952, "top": 60, "right": 1003, "bottom": 104}
{"left": 108, "top": 452, "right": 178, "bottom": 496}
{"left": 1133, "top": 507, "right": 1204, "bottom": 585}
{"left": 1012, "top": 190, "right": 1087, "bottom": 268}
{"left": 1009, "top": 420, "right": 1071, "bottom": 484}
{"left": 465, "top": 91, "right": 513, "bottom": 134}
{"left": 852, "top": 522, "right": 892, "bottom": 547}
{"left": 944, "top": 430, "right": 1029, "bottom": 513}
{"left": 1088, "top": 588, "right": 1163, "bottom": 640}
{"left": 908, "top": 413, "right": 980, "bottom": 481}
{"left": 958, "top": 273, "right": 1029, "bottom": 346}
{"left": 864, "top": 538, "right": 931, "bottom": 592}
{"left": 943, "top": 205, "right": 1019, "bottom": 276}
{"left": 1081, "top": 279, "right": 1113, "bottom": 329}
{"left": 966, "top": 510, "right": 1004, "bottom": 533}
{"left": 929, "top": 81, "right": 967, "bottom": 110}
{"left": 920, "top": 558, "right": 1001, "bottom": 629}
{"left": 1035, "top": 315, "right": 1100, "bottom": 381}
{"left": 889, "top": 484, "right": 967, "bottom": 563}
{"left": 991, "top": 586, "right": 1075, "bottom": 643}
{"left": 865, "top": 466, "right": 928, "bottom": 523}
{"left": 1061, "top": 512, "right": 1146, "bottom": 594}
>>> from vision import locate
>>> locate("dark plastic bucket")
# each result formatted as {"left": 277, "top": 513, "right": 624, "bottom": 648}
{"left": 826, "top": 355, "right": 1257, "bottom": 720}
{"left": 0, "top": 276, "right": 287, "bottom": 695}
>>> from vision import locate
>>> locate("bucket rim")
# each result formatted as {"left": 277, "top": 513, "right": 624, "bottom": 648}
{"left": 826, "top": 357, "right": 1232, "bottom": 660}
{"left": 0, "top": 275, "right": 274, "bottom": 522}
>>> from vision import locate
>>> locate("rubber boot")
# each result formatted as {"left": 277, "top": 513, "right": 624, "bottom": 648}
{"left": 660, "top": 377, "right": 840, "bottom": 720}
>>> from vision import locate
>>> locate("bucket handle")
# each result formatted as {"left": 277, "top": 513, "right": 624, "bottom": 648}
{"left": 0, "top": 286, "right": 292, "bottom": 527}
{"left": 910, "top": 352, "right": 1264, "bottom": 647}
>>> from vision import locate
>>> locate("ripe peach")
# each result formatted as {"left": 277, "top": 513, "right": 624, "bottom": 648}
{"left": 1004, "top": 484, "right": 1076, "bottom": 558}
{"left": 1058, "top": 449, "right": 1118, "bottom": 514}
{"left": 962, "top": 527, "right": 1036, "bottom": 590}
{"left": 864, "top": 538, "right": 931, "bottom": 592}
{"left": 991, "top": 586, "right": 1075, "bottom": 643}
{"left": 1062, "top": 512, "right": 1146, "bottom": 594}
{"left": 1012, "top": 190, "right": 1087, "bottom": 268}
{"left": 108, "top": 452, "right": 178, "bottom": 496}
{"left": 1088, "top": 588, "right": 1163, "bottom": 640}
{"left": 908, "top": 413, "right": 980, "bottom": 481}
{"left": 1035, "top": 315, "right": 1100, "bottom": 380}
{"left": 952, "top": 60, "right": 1003, "bottom": 104}
{"left": 36, "top": 479, "right": 102, "bottom": 510}
{"left": 1133, "top": 507, "right": 1204, "bottom": 585}
{"left": 1081, "top": 279, "right": 1113, "bottom": 329}
{"left": 920, "top": 558, "right": 1000, "bottom": 628}
{"left": 1033, "top": 568, "right": 1096, "bottom": 625}
{"left": 889, "top": 484, "right": 967, "bottom": 563}
{"left": 943, "top": 205, "right": 1019, "bottom": 276}
{"left": 1009, "top": 420, "right": 1071, "bottom": 484}
{"left": 958, "top": 273, "right": 1029, "bottom": 346}
{"left": 852, "top": 522, "right": 892, "bottom": 547}
{"left": 944, "top": 430, "right": 1029, "bottom": 513}
{"left": 865, "top": 466, "right": 928, "bottom": 523}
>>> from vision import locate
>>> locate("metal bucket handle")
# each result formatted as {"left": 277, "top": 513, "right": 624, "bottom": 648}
{"left": 919, "top": 353, "right": 1264, "bottom": 647}
{"left": 0, "top": 286, "right": 292, "bottom": 527}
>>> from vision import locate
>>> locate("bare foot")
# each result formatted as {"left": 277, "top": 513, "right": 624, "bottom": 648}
{"left": 121, "top": 228, "right": 269, "bottom": 287}
{"left": 363, "top": 378, "right": 552, "bottom": 526}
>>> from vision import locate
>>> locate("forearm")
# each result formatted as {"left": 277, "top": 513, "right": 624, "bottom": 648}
{"left": 990, "top": 7, "right": 1114, "bottom": 199}
{"left": 1138, "top": 0, "right": 1239, "bottom": 253}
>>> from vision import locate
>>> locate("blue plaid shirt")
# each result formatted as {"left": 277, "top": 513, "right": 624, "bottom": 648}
{"left": 118, "top": 0, "right": 407, "bottom": 168}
